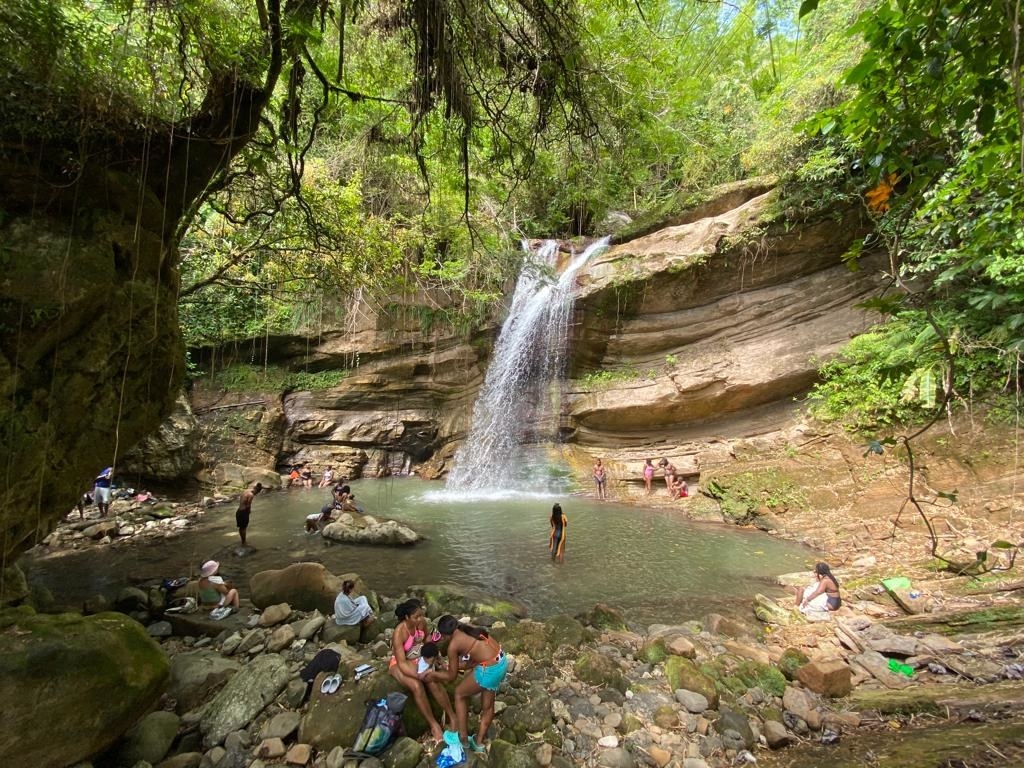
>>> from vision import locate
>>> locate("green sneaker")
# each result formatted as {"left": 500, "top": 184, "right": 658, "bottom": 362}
{"left": 467, "top": 736, "right": 487, "bottom": 754}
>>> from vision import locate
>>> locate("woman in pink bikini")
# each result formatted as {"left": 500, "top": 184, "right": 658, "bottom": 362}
{"left": 389, "top": 599, "right": 454, "bottom": 741}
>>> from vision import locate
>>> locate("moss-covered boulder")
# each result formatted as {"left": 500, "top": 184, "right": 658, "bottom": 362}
{"left": 0, "top": 608, "right": 169, "bottom": 767}
{"left": 638, "top": 637, "right": 668, "bottom": 665}
{"left": 576, "top": 603, "right": 627, "bottom": 631}
{"left": 492, "top": 620, "right": 549, "bottom": 658}
{"left": 409, "top": 584, "right": 528, "bottom": 622}
{"left": 574, "top": 651, "right": 626, "bottom": 692}
{"left": 732, "top": 660, "right": 786, "bottom": 697}
{"left": 778, "top": 648, "right": 810, "bottom": 681}
{"left": 489, "top": 738, "right": 541, "bottom": 768}
{"left": 545, "top": 614, "right": 590, "bottom": 649}
{"left": 664, "top": 656, "right": 719, "bottom": 708}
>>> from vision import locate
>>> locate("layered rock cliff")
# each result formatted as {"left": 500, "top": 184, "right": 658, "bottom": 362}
{"left": 185, "top": 180, "right": 884, "bottom": 487}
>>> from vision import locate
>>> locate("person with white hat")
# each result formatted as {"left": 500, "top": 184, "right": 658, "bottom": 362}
{"left": 198, "top": 560, "right": 239, "bottom": 619}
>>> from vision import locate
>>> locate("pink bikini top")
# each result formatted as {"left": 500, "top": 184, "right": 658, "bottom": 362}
{"left": 403, "top": 627, "right": 425, "bottom": 653}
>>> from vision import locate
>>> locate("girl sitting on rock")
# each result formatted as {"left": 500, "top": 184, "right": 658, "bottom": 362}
{"left": 198, "top": 560, "right": 240, "bottom": 618}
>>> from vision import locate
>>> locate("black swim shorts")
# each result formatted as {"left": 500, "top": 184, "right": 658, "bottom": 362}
{"left": 236, "top": 508, "right": 251, "bottom": 529}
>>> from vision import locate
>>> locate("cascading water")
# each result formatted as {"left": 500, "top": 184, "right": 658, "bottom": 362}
{"left": 445, "top": 237, "right": 610, "bottom": 495}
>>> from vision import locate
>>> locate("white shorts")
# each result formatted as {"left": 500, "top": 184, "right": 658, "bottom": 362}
{"left": 94, "top": 486, "right": 111, "bottom": 504}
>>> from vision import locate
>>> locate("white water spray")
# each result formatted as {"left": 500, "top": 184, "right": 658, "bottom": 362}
{"left": 444, "top": 237, "right": 610, "bottom": 495}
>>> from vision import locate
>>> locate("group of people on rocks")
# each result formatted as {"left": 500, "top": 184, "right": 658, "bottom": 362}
{"left": 287, "top": 462, "right": 342, "bottom": 489}
{"left": 591, "top": 457, "right": 690, "bottom": 499}
{"left": 303, "top": 480, "right": 362, "bottom": 533}
{"left": 387, "top": 598, "right": 507, "bottom": 752}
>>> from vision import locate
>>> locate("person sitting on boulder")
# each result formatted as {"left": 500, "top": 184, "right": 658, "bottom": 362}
{"left": 795, "top": 562, "right": 842, "bottom": 613}
{"left": 333, "top": 579, "right": 375, "bottom": 628}
{"left": 198, "top": 560, "right": 240, "bottom": 617}
{"left": 671, "top": 476, "right": 689, "bottom": 499}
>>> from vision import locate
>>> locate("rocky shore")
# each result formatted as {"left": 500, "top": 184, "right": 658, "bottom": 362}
{"left": 5, "top": 547, "right": 1024, "bottom": 768}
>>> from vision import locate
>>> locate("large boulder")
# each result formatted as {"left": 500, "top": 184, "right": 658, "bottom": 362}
{"left": 250, "top": 563, "right": 353, "bottom": 613}
{"left": 408, "top": 584, "right": 529, "bottom": 622}
{"left": 200, "top": 653, "right": 290, "bottom": 747}
{"left": 168, "top": 650, "right": 241, "bottom": 714}
{"left": 322, "top": 514, "right": 421, "bottom": 545}
{"left": 114, "top": 710, "right": 181, "bottom": 767}
{"left": 0, "top": 608, "right": 169, "bottom": 767}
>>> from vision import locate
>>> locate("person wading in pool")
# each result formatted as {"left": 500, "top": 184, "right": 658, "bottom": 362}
{"left": 235, "top": 482, "right": 262, "bottom": 546}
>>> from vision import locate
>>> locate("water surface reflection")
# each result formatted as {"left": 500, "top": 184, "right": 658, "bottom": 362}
{"left": 24, "top": 479, "right": 813, "bottom": 624}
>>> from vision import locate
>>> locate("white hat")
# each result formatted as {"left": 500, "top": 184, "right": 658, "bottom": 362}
{"left": 200, "top": 560, "right": 219, "bottom": 577}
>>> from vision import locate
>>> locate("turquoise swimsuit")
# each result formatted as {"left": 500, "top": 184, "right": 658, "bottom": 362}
{"left": 471, "top": 634, "right": 507, "bottom": 691}
{"left": 473, "top": 651, "right": 508, "bottom": 691}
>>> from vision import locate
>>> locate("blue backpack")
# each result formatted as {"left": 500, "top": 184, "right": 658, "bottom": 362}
{"left": 351, "top": 692, "right": 407, "bottom": 755}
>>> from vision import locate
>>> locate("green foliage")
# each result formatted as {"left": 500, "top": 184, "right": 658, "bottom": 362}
{"left": 578, "top": 367, "right": 645, "bottom": 389}
{"left": 804, "top": 0, "right": 1024, "bottom": 431}
{"left": 204, "top": 364, "right": 348, "bottom": 393}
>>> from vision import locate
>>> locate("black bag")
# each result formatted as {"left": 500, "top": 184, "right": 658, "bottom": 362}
{"left": 351, "top": 692, "right": 408, "bottom": 755}
{"left": 300, "top": 649, "right": 342, "bottom": 683}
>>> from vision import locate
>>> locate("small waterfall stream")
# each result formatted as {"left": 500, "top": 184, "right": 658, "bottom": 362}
{"left": 446, "top": 237, "right": 610, "bottom": 494}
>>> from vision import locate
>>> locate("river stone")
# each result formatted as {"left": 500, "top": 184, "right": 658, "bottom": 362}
{"left": 169, "top": 650, "right": 241, "bottom": 713}
{"left": 0, "top": 609, "right": 168, "bottom": 767}
{"left": 259, "top": 603, "right": 293, "bottom": 627}
{"left": 754, "top": 593, "right": 794, "bottom": 626}
{"left": 323, "top": 517, "right": 420, "bottom": 546}
{"left": 796, "top": 659, "right": 853, "bottom": 697}
{"left": 297, "top": 613, "right": 326, "bottom": 640}
{"left": 597, "top": 746, "right": 633, "bottom": 768}
{"left": 667, "top": 636, "right": 696, "bottom": 659}
{"left": 115, "top": 710, "right": 180, "bottom": 767}
{"left": 286, "top": 743, "right": 313, "bottom": 765}
{"left": 577, "top": 603, "right": 627, "bottom": 631}
{"left": 574, "top": 651, "right": 625, "bottom": 692}
{"left": 714, "top": 708, "right": 754, "bottom": 749}
{"left": 516, "top": 686, "right": 554, "bottom": 731}
{"left": 489, "top": 739, "right": 540, "bottom": 768}
{"left": 664, "top": 657, "right": 718, "bottom": 708}
{"left": 263, "top": 712, "right": 302, "bottom": 740}
{"left": 256, "top": 737, "right": 287, "bottom": 759}
{"left": 266, "top": 624, "right": 297, "bottom": 652}
{"left": 782, "top": 686, "right": 817, "bottom": 726}
{"left": 778, "top": 647, "right": 810, "bottom": 680}
{"left": 380, "top": 736, "right": 422, "bottom": 768}
{"left": 675, "top": 689, "right": 709, "bottom": 713}
{"left": 763, "top": 719, "right": 792, "bottom": 749}
{"left": 545, "top": 614, "right": 590, "bottom": 649}
{"left": 156, "top": 752, "right": 203, "bottom": 768}
{"left": 200, "top": 654, "right": 290, "bottom": 747}
{"left": 493, "top": 620, "right": 548, "bottom": 657}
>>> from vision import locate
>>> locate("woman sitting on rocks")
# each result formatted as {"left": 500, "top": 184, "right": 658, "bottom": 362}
{"left": 333, "top": 579, "right": 375, "bottom": 628}
{"left": 795, "top": 562, "right": 842, "bottom": 613}
{"left": 389, "top": 599, "right": 454, "bottom": 742}
{"left": 198, "top": 560, "right": 239, "bottom": 618}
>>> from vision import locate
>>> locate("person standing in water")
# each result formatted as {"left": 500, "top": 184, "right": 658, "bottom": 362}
{"left": 643, "top": 459, "right": 655, "bottom": 495}
{"left": 592, "top": 458, "right": 607, "bottom": 500}
{"left": 549, "top": 503, "right": 567, "bottom": 563}
{"left": 236, "top": 482, "right": 263, "bottom": 546}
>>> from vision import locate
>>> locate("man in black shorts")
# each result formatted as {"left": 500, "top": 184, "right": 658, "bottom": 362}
{"left": 236, "top": 482, "right": 263, "bottom": 546}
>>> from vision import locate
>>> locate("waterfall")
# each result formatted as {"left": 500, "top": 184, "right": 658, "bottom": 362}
{"left": 445, "top": 237, "right": 610, "bottom": 495}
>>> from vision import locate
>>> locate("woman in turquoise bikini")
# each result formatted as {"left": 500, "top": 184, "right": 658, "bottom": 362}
{"left": 425, "top": 614, "right": 508, "bottom": 753}
{"left": 389, "top": 599, "right": 453, "bottom": 741}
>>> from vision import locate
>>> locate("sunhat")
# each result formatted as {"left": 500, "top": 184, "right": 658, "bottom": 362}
{"left": 201, "top": 560, "right": 219, "bottom": 577}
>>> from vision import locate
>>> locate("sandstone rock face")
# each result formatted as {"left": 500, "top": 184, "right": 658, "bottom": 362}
{"left": 0, "top": 608, "right": 169, "bottom": 767}
{"left": 567, "top": 188, "right": 883, "bottom": 450}
{"left": 120, "top": 393, "right": 200, "bottom": 481}
{"left": 198, "top": 181, "right": 881, "bottom": 497}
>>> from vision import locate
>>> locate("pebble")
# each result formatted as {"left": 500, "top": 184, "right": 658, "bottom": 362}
{"left": 598, "top": 735, "right": 619, "bottom": 748}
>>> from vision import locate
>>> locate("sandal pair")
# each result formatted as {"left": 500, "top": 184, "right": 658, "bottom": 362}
{"left": 320, "top": 673, "right": 342, "bottom": 694}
